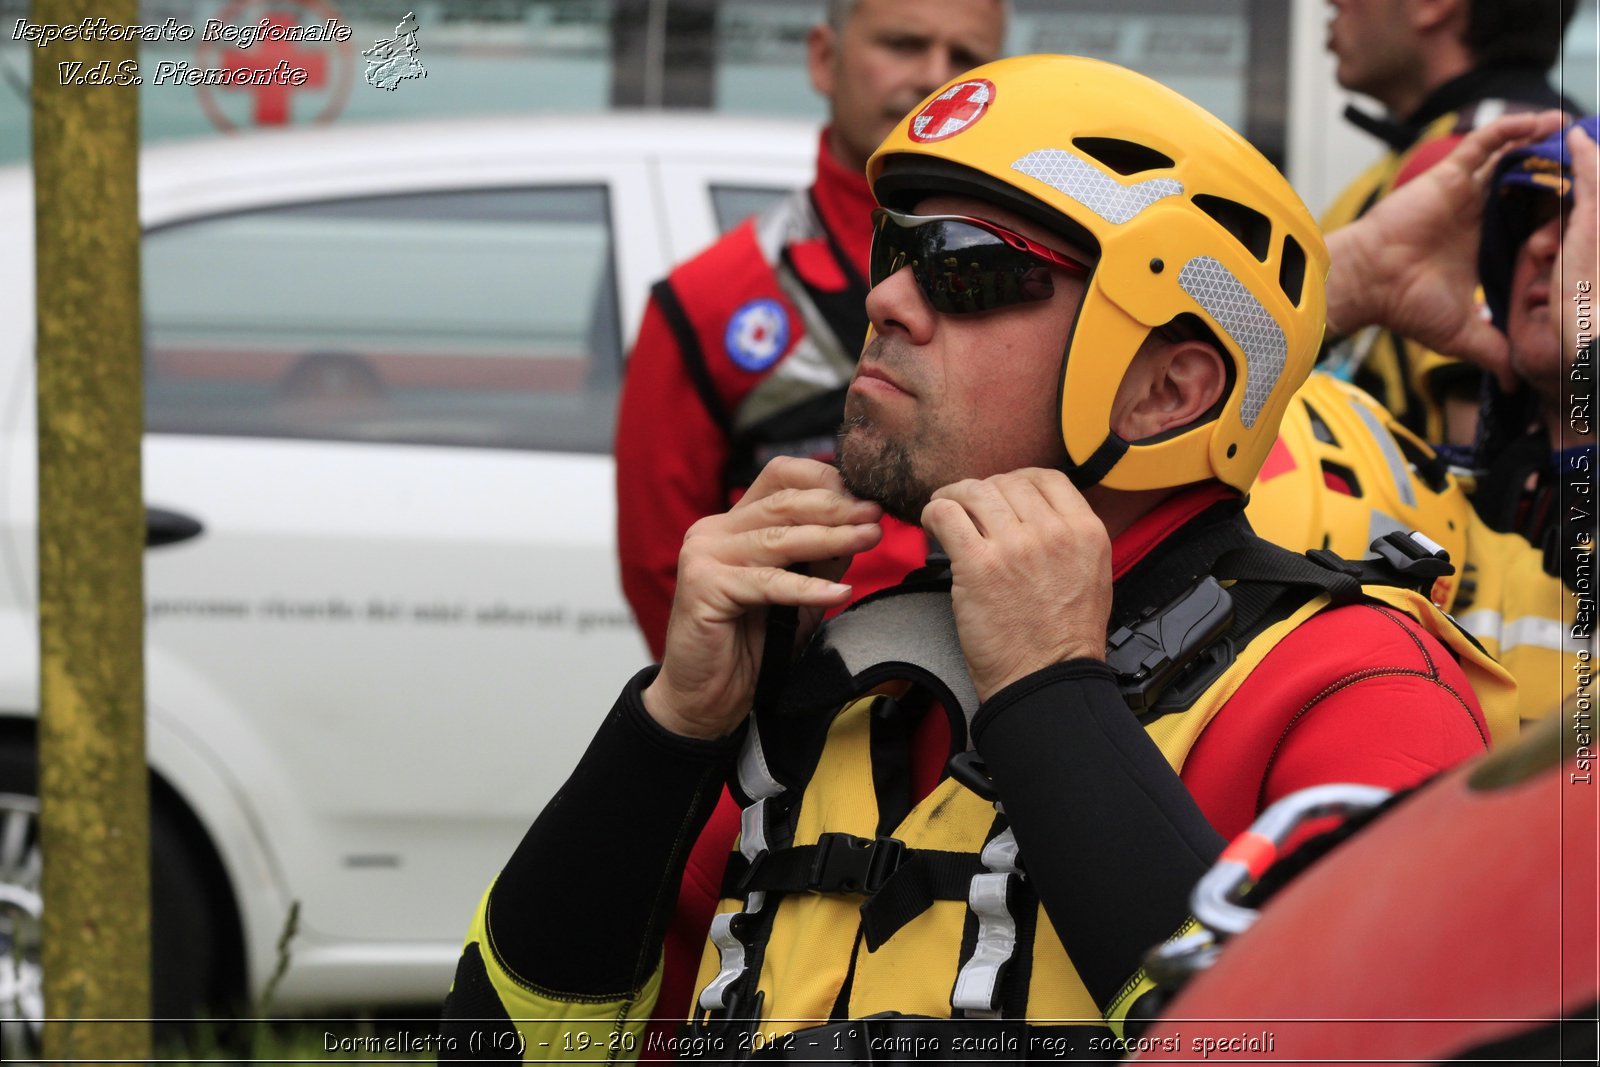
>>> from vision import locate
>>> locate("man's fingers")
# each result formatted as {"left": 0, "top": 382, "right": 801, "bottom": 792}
{"left": 717, "top": 522, "right": 882, "bottom": 569}
{"left": 719, "top": 485, "right": 883, "bottom": 534}
{"left": 1460, "top": 110, "right": 1568, "bottom": 183}
{"left": 1011, "top": 467, "right": 1091, "bottom": 518}
{"left": 676, "top": 559, "right": 855, "bottom": 622}
{"left": 1452, "top": 322, "right": 1517, "bottom": 391}
{"left": 1570, "top": 124, "right": 1598, "bottom": 207}
{"left": 741, "top": 455, "right": 849, "bottom": 499}
{"left": 929, "top": 478, "right": 1023, "bottom": 537}
{"left": 921, "top": 496, "right": 983, "bottom": 557}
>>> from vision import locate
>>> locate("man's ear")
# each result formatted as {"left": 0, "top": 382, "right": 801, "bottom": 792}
{"left": 1110, "top": 338, "right": 1228, "bottom": 443}
{"left": 1409, "top": 0, "right": 1467, "bottom": 35}
{"left": 807, "top": 24, "right": 837, "bottom": 98}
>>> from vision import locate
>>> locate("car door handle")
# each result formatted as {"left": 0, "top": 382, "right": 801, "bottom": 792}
{"left": 146, "top": 506, "right": 204, "bottom": 548}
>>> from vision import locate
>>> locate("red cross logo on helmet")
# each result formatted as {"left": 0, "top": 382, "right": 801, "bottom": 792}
{"left": 909, "top": 79, "right": 996, "bottom": 143}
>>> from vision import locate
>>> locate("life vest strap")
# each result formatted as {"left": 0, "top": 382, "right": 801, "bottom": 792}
{"left": 860, "top": 851, "right": 992, "bottom": 952}
{"left": 722, "top": 833, "right": 908, "bottom": 897}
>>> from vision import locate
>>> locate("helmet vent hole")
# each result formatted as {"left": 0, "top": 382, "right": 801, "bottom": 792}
{"left": 1304, "top": 402, "right": 1339, "bottom": 446}
{"left": 1071, "top": 137, "right": 1175, "bottom": 175}
{"left": 1192, "top": 194, "right": 1271, "bottom": 262}
{"left": 1280, "top": 235, "right": 1307, "bottom": 305}
{"left": 1321, "top": 461, "right": 1363, "bottom": 498}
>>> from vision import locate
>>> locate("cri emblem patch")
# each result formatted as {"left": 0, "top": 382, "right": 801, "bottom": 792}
{"left": 909, "top": 79, "right": 995, "bottom": 143}
{"left": 725, "top": 298, "right": 791, "bottom": 372}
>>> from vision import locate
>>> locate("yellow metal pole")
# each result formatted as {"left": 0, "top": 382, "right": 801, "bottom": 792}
{"left": 31, "top": 1, "right": 150, "bottom": 1062}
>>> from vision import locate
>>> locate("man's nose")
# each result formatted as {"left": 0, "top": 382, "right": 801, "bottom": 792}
{"left": 866, "top": 266, "right": 936, "bottom": 345}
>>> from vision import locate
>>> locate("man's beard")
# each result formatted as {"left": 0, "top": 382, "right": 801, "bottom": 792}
{"left": 837, "top": 413, "right": 931, "bottom": 525}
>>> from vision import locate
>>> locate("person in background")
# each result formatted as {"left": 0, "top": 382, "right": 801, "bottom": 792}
{"left": 1318, "top": 0, "right": 1577, "bottom": 446}
{"left": 1251, "top": 116, "right": 1595, "bottom": 727}
{"left": 1470, "top": 116, "right": 1598, "bottom": 579}
{"left": 614, "top": 0, "right": 1006, "bottom": 659}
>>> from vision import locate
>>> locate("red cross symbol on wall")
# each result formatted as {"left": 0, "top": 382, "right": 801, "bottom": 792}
{"left": 911, "top": 79, "right": 994, "bottom": 143}
{"left": 222, "top": 13, "right": 328, "bottom": 125}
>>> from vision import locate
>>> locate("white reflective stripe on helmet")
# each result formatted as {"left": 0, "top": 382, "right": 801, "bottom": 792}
{"left": 1011, "top": 148, "right": 1182, "bottom": 225}
{"left": 1179, "top": 256, "right": 1287, "bottom": 428}
{"left": 1349, "top": 395, "right": 1418, "bottom": 508}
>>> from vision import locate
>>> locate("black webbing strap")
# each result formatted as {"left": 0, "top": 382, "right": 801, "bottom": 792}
{"left": 1108, "top": 499, "right": 1256, "bottom": 633}
{"left": 652, "top": 278, "right": 733, "bottom": 435}
{"left": 781, "top": 238, "right": 869, "bottom": 361}
{"left": 1212, "top": 541, "right": 1365, "bottom": 607}
{"left": 859, "top": 851, "right": 989, "bottom": 952}
{"left": 1065, "top": 434, "right": 1128, "bottom": 492}
{"left": 722, "top": 834, "right": 921, "bottom": 897}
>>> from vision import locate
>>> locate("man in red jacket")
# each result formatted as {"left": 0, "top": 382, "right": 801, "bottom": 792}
{"left": 615, "top": 0, "right": 1006, "bottom": 659}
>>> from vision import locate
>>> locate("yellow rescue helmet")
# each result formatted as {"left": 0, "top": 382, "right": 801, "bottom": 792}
{"left": 1246, "top": 373, "right": 1473, "bottom": 611}
{"left": 867, "top": 55, "right": 1329, "bottom": 492}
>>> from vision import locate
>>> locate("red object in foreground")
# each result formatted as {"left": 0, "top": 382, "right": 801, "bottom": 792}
{"left": 1138, "top": 714, "right": 1597, "bottom": 1064}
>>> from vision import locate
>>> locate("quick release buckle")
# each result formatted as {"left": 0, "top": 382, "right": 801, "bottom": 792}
{"left": 1369, "top": 529, "right": 1455, "bottom": 590}
{"left": 1107, "top": 576, "right": 1235, "bottom": 713}
{"left": 807, "top": 833, "right": 906, "bottom": 894}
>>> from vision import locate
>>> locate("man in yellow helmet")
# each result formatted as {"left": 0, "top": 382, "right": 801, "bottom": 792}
{"left": 442, "top": 58, "right": 1539, "bottom": 1059}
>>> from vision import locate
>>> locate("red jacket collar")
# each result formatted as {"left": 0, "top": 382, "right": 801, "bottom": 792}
{"left": 811, "top": 127, "right": 876, "bottom": 272}
{"left": 1110, "top": 484, "right": 1240, "bottom": 581}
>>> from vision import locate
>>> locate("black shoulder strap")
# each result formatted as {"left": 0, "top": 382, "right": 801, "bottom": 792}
{"left": 651, "top": 278, "right": 732, "bottom": 435}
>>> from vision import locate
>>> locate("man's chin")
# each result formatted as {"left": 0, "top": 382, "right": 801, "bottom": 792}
{"left": 838, "top": 423, "right": 929, "bottom": 525}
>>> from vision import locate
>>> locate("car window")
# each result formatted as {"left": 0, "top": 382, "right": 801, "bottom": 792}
{"left": 143, "top": 186, "right": 622, "bottom": 453}
{"left": 710, "top": 184, "right": 791, "bottom": 233}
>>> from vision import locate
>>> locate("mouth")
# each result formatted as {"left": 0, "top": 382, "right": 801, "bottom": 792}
{"left": 851, "top": 362, "right": 915, "bottom": 400}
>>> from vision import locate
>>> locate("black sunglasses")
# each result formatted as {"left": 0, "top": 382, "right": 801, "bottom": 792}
{"left": 869, "top": 207, "right": 1092, "bottom": 315}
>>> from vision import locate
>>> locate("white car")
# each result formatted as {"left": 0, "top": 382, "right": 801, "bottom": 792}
{"left": 0, "top": 113, "right": 813, "bottom": 1032}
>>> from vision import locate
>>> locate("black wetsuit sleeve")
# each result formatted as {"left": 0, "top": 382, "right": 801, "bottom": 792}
{"left": 484, "top": 666, "right": 741, "bottom": 997}
{"left": 970, "top": 660, "right": 1226, "bottom": 1010}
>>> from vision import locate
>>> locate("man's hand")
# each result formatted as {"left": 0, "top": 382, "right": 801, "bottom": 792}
{"left": 1562, "top": 123, "right": 1598, "bottom": 367}
{"left": 922, "top": 469, "right": 1113, "bottom": 705}
{"left": 1324, "top": 109, "right": 1567, "bottom": 386}
{"left": 643, "top": 457, "right": 883, "bottom": 739}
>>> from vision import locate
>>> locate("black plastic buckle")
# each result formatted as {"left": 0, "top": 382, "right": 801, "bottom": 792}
{"left": 807, "top": 833, "right": 905, "bottom": 894}
{"left": 1107, "top": 576, "right": 1235, "bottom": 713}
{"left": 947, "top": 750, "right": 998, "bottom": 801}
{"left": 1369, "top": 530, "right": 1455, "bottom": 590}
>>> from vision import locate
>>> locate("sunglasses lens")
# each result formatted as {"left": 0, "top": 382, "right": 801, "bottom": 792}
{"left": 870, "top": 213, "right": 1056, "bottom": 314}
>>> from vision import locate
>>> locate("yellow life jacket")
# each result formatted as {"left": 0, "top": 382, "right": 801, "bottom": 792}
{"left": 688, "top": 533, "right": 1516, "bottom": 1050}
{"left": 1454, "top": 514, "right": 1592, "bottom": 726}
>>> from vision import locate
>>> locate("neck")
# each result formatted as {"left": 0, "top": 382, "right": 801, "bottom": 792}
{"left": 1383, "top": 47, "right": 1473, "bottom": 120}
{"left": 813, "top": 126, "right": 877, "bottom": 269}
{"left": 1084, "top": 485, "right": 1179, "bottom": 542}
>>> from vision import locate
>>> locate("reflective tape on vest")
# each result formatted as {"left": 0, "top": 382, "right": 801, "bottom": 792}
{"left": 951, "top": 828, "right": 1022, "bottom": 1013}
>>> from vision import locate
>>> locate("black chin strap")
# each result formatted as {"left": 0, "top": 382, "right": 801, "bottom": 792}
{"left": 1064, "top": 434, "right": 1129, "bottom": 491}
